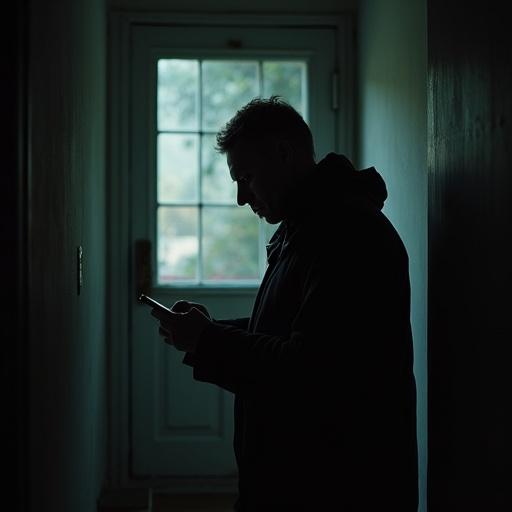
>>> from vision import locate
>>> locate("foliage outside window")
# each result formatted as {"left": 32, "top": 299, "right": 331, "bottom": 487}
{"left": 156, "top": 59, "right": 307, "bottom": 285}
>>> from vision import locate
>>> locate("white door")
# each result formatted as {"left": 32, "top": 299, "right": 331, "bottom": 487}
{"left": 128, "top": 22, "right": 340, "bottom": 479}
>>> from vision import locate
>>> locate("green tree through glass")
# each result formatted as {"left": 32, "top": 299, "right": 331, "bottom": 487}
{"left": 156, "top": 58, "right": 306, "bottom": 284}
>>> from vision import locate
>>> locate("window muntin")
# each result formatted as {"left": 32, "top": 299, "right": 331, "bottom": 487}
{"left": 156, "top": 58, "right": 307, "bottom": 285}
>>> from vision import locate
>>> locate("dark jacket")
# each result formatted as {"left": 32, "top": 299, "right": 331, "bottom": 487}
{"left": 185, "top": 153, "right": 418, "bottom": 511}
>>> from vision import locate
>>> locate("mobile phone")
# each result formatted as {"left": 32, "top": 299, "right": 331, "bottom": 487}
{"left": 138, "top": 293, "right": 171, "bottom": 314}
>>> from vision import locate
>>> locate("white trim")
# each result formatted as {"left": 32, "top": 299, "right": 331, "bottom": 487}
{"left": 108, "top": 10, "right": 354, "bottom": 491}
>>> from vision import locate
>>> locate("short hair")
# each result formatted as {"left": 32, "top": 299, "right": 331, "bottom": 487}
{"left": 215, "top": 95, "right": 315, "bottom": 160}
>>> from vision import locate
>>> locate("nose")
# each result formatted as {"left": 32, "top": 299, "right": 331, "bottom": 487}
{"left": 236, "top": 182, "right": 252, "bottom": 206}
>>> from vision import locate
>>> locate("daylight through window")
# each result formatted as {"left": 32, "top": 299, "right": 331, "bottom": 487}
{"left": 156, "top": 59, "right": 307, "bottom": 284}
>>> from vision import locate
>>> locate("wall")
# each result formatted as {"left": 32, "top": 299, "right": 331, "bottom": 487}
{"left": 427, "top": 1, "right": 512, "bottom": 509}
{"left": 28, "top": 0, "right": 108, "bottom": 510}
{"left": 2, "top": 0, "right": 29, "bottom": 509}
{"left": 357, "top": 0, "right": 427, "bottom": 510}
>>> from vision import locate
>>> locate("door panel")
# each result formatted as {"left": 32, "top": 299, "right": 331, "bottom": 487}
{"left": 133, "top": 290, "right": 253, "bottom": 475}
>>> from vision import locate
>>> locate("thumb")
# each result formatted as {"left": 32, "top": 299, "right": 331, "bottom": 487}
{"left": 171, "top": 300, "right": 192, "bottom": 313}
{"left": 189, "top": 306, "right": 210, "bottom": 320}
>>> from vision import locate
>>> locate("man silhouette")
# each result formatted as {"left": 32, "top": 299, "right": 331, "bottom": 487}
{"left": 151, "top": 96, "right": 418, "bottom": 511}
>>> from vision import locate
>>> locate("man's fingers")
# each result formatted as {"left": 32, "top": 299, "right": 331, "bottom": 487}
{"left": 171, "top": 300, "right": 211, "bottom": 320}
{"left": 171, "top": 300, "right": 192, "bottom": 313}
{"left": 189, "top": 306, "right": 208, "bottom": 319}
{"left": 151, "top": 308, "right": 182, "bottom": 321}
{"left": 159, "top": 326, "right": 173, "bottom": 345}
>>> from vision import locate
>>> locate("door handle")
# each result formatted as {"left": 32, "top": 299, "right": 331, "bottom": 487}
{"left": 135, "top": 239, "right": 152, "bottom": 298}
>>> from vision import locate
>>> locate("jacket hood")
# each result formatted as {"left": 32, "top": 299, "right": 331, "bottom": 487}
{"left": 315, "top": 153, "right": 388, "bottom": 210}
{"left": 269, "top": 153, "right": 389, "bottom": 260}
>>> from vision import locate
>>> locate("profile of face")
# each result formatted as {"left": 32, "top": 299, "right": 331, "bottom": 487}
{"left": 227, "top": 138, "right": 297, "bottom": 224}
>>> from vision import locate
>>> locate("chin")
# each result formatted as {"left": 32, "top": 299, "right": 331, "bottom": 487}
{"left": 263, "top": 214, "right": 282, "bottom": 225}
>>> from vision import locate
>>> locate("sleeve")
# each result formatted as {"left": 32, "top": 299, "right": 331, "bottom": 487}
{"left": 181, "top": 317, "right": 250, "bottom": 393}
{"left": 183, "top": 212, "right": 411, "bottom": 397}
{"left": 184, "top": 253, "right": 348, "bottom": 395}
{"left": 215, "top": 317, "right": 250, "bottom": 330}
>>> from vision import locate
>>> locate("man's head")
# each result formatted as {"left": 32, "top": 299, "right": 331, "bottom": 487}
{"left": 216, "top": 96, "right": 315, "bottom": 224}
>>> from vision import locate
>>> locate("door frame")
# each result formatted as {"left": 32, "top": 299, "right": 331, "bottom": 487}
{"left": 108, "top": 10, "right": 354, "bottom": 491}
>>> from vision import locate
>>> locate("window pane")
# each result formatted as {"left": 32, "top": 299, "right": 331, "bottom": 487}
{"left": 202, "top": 207, "right": 259, "bottom": 282}
{"left": 154, "top": 59, "right": 309, "bottom": 286}
{"left": 157, "top": 207, "right": 198, "bottom": 283}
{"left": 201, "top": 134, "right": 236, "bottom": 204}
{"left": 157, "top": 134, "right": 198, "bottom": 203}
{"left": 263, "top": 61, "right": 306, "bottom": 116}
{"left": 158, "top": 59, "right": 199, "bottom": 131}
{"left": 202, "top": 61, "right": 259, "bottom": 132}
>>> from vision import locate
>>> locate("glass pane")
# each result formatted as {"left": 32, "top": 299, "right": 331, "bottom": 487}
{"left": 158, "top": 59, "right": 199, "bottom": 131}
{"left": 263, "top": 61, "right": 306, "bottom": 117}
{"left": 202, "top": 207, "right": 259, "bottom": 282}
{"left": 157, "top": 134, "right": 198, "bottom": 203}
{"left": 202, "top": 61, "right": 259, "bottom": 132}
{"left": 157, "top": 206, "right": 198, "bottom": 283}
{"left": 201, "top": 134, "right": 236, "bottom": 204}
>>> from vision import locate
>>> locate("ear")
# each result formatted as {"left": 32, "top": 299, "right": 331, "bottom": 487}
{"left": 274, "top": 139, "right": 295, "bottom": 167}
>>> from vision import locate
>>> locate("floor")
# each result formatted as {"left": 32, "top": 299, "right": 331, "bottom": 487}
{"left": 152, "top": 493, "right": 237, "bottom": 512}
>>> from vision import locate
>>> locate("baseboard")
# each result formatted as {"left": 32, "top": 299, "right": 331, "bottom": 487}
{"left": 97, "top": 480, "right": 237, "bottom": 512}
{"left": 150, "top": 477, "right": 237, "bottom": 495}
{"left": 98, "top": 487, "right": 152, "bottom": 512}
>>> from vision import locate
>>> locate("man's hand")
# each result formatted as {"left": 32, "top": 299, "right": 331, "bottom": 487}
{"left": 171, "top": 300, "right": 212, "bottom": 320}
{"left": 151, "top": 302, "right": 211, "bottom": 353}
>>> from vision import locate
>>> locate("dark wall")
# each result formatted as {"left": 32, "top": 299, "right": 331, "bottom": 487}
{"left": 2, "top": 1, "right": 28, "bottom": 510}
{"left": 357, "top": 1, "right": 427, "bottom": 509}
{"left": 427, "top": 1, "right": 512, "bottom": 509}
{"left": 27, "top": 0, "right": 108, "bottom": 510}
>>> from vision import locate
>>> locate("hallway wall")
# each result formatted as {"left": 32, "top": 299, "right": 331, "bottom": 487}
{"left": 3, "top": 1, "right": 29, "bottom": 509}
{"left": 357, "top": 1, "right": 428, "bottom": 510}
{"left": 427, "top": 1, "right": 512, "bottom": 509}
{"left": 28, "top": 0, "right": 108, "bottom": 510}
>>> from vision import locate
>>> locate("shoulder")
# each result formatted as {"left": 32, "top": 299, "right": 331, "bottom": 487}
{"left": 294, "top": 199, "right": 408, "bottom": 267}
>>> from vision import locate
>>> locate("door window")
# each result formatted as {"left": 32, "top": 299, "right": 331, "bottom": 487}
{"left": 156, "top": 59, "right": 307, "bottom": 285}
